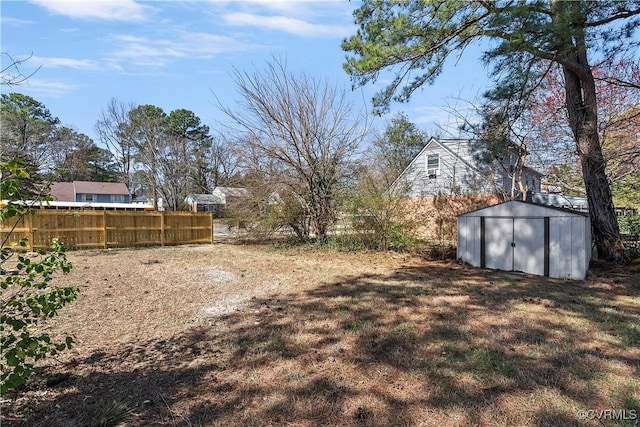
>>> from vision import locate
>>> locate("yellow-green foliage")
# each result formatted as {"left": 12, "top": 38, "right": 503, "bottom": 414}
{"left": 1, "top": 159, "right": 79, "bottom": 393}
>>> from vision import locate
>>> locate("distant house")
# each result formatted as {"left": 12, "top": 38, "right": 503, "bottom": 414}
{"left": 185, "top": 193, "right": 225, "bottom": 214}
{"left": 39, "top": 181, "right": 153, "bottom": 210}
{"left": 51, "top": 181, "right": 130, "bottom": 203}
{"left": 389, "top": 137, "right": 543, "bottom": 198}
{"left": 529, "top": 193, "right": 589, "bottom": 212}
{"left": 186, "top": 187, "right": 248, "bottom": 215}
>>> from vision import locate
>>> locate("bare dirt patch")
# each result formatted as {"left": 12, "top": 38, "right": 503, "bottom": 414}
{"left": 2, "top": 243, "right": 639, "bottom": 426}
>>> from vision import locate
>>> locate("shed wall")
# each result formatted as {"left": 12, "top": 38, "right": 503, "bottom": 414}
{"left": 457, "top": 216, "right": 481, "bottom": 266}
{"left": 548, "top": 216, "right": 588, "bottom": 279}
{"left": 457, "top": 201, "right": 590, "bottom": 280}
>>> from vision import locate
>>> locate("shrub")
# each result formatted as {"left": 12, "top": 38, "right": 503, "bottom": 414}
{"left": 1, "top": 159, "right": 79, "bottom": 393}
{"left": 618, "top": 215, "right": 640, "bottom": 260}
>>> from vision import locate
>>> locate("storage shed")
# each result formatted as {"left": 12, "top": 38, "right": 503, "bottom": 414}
{"left": 457, "top": 200, "right": 591, "bottom": 280}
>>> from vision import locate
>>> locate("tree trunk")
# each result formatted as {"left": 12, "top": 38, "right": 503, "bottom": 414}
{"left": 557, "top": 12, "right": 626, "bottom": 262}
{"left": 580, "top": 145, "right": 626, "bottom": 261}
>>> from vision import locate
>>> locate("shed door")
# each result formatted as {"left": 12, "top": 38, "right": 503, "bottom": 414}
{"left": 484, "top": 218, "right": 513, "bottom": 272}
{"left": 482, "top": 217, "right": 547, "bottom": 276}
{"left": 513, "top": 218, "right": 545, "bottom": 276}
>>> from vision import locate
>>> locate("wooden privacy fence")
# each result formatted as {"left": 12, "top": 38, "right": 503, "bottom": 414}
{"left": 1, "top": 210, "right": 213, "bottom": 250}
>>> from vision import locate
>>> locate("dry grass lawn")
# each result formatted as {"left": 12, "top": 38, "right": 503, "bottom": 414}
{"left": 2, "top": 243, "right": 639, "bottom": 426}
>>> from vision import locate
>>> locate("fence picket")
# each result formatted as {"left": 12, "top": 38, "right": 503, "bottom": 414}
{"left": 0, "top": 210, "right": 213, "bottom": 250}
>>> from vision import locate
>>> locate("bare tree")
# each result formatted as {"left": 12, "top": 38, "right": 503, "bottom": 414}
{"left": 128, "top": 104, "right": 166, "bottom": 208}
{"left": 435, "top": 99, "right": 538, "bottom": 201}
{"left": 95, "top": 98, "right": 137, "bottom": 195}
{"left": 219, "top": 58, "right": 369, "bottom": 244}
{"left": 125, "top": 105, "right": 212, "bottom": 210}
{"left": 207, "top": 131, "right": 243, "bottom": 188}
{"left": 1, "top": 52, "right": 40, "bottom": 87}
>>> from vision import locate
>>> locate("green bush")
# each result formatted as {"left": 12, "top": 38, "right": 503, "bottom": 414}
{"left": 618, "top": 215, "right": 640, "bottom": 260}
{"left": 618, "top": 215, "right": 640, "bottom": 235}
{"left": 328, "top": 228, "right": 423, "bottom": 253}
{"left": 1, "top": 159, "right": 79, "bottom": 393}
{"left": 327, "top": 233, "right": 368, "bottom": 252}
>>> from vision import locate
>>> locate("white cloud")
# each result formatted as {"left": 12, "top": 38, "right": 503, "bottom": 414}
{"left": 222, "top": 12, "right": 352, "bottom": 37}
{"left": 16, "top": 79, "right": 77, "bottom": 98}
{"left": 109, "top": 32, "right": 261, "bottom": 68}
{"left": 28, "top": 0, "right": 150, "bottom": 21}
{"left": 31, "top": 56, "right": 99, "bottom": 70}
{"left": 0, "top": 16, "right": 36, "bottom": 25}
{"left": 209, "top": 0, "right": 322, "bottom": 16}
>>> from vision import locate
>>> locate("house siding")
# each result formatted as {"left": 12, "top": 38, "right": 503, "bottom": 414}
{"left": 76, "top": 194, "right": 130, "bottom": 203}
{"left": 392, "top": 139, "right": 492, "bottom": 197}
{"left": 391, "top": 138, "right": 542, "bottom": 198}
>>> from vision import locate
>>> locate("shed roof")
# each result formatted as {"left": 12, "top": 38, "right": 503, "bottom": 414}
{"left": 187, "top": 193, "right": 225, "bottom": 204}
{"left": 458, "top": 200, "right": 589, "bottom": 218}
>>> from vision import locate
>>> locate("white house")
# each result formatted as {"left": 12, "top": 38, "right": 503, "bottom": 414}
{"left": 186, "top": 187, "right": 248, "bottom": 215}
{"left": 389, "top": 138, "right": 543, "bottom": 198}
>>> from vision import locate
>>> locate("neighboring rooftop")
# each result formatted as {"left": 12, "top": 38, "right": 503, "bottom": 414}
{"left": 51, "top": 181, "right": 128, "bottom": 202}
{"left": 214, "top": 187, "right": 249, "bottom": 198}
{"left": 186, "top": 193, "right": 225, "bottom": 205}
{"left": 186, "top": 188, "right": 249, "bottom": 206}
{"left": 529, "top": 193, "right": 589, "bottom": 212}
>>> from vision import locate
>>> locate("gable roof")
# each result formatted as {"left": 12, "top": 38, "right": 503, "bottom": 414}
{"left": 186, "top": 193, "right": 225, "bottom": 204}
{"left": 388, "top": 137, "right": 488, "bottom": 194}
{"left": 50, "top": 182, "right": 75, "bottom": 202}
{"left": 388, "top": 137, "right": 544, "bottom": 196}
{"left": 458, "top": 199, "right": 589, "bottom": 218}
{"left": 522, "top": 165, "right": 544, "bottom": 177}
{"left": 436, "top": 138, "right": 486, "bottom": 174}
{"left": 213, "top": 187, "right": 249, "bottom": 198}
{"left": 186, "top": 188, "right": 248, "bottom": 206}
{"left": 73, "top": 181, "right": 129, "bottom": 195}
{"left": 50, "top": 181, "right": 129, "bottom": 202}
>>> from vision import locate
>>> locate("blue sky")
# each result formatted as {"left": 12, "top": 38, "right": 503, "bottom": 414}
{"left": 1, "top": 0, "right": 491, "bottom": 143}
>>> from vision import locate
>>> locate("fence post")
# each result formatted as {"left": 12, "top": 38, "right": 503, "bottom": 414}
{"left": 210, "top": 213, "right": 214, "bottom": 244}
{"left": 103, "top": 210, "right": 108, "bottom": 249}
{"left": 26, "top": 213, "right": 33, "bottom": 252}
{"left": 160, "top": 211, "right": 165, "bottom": 247}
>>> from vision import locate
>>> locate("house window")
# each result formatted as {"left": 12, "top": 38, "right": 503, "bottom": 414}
{"left": 110, "top": 194, "right": 127, "bottom": 203}
{"left": 81, "top": 193, "right": 97, "bottom": 202}
{"left": 427, "top": 154, "right": 439, "bottom": 178}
